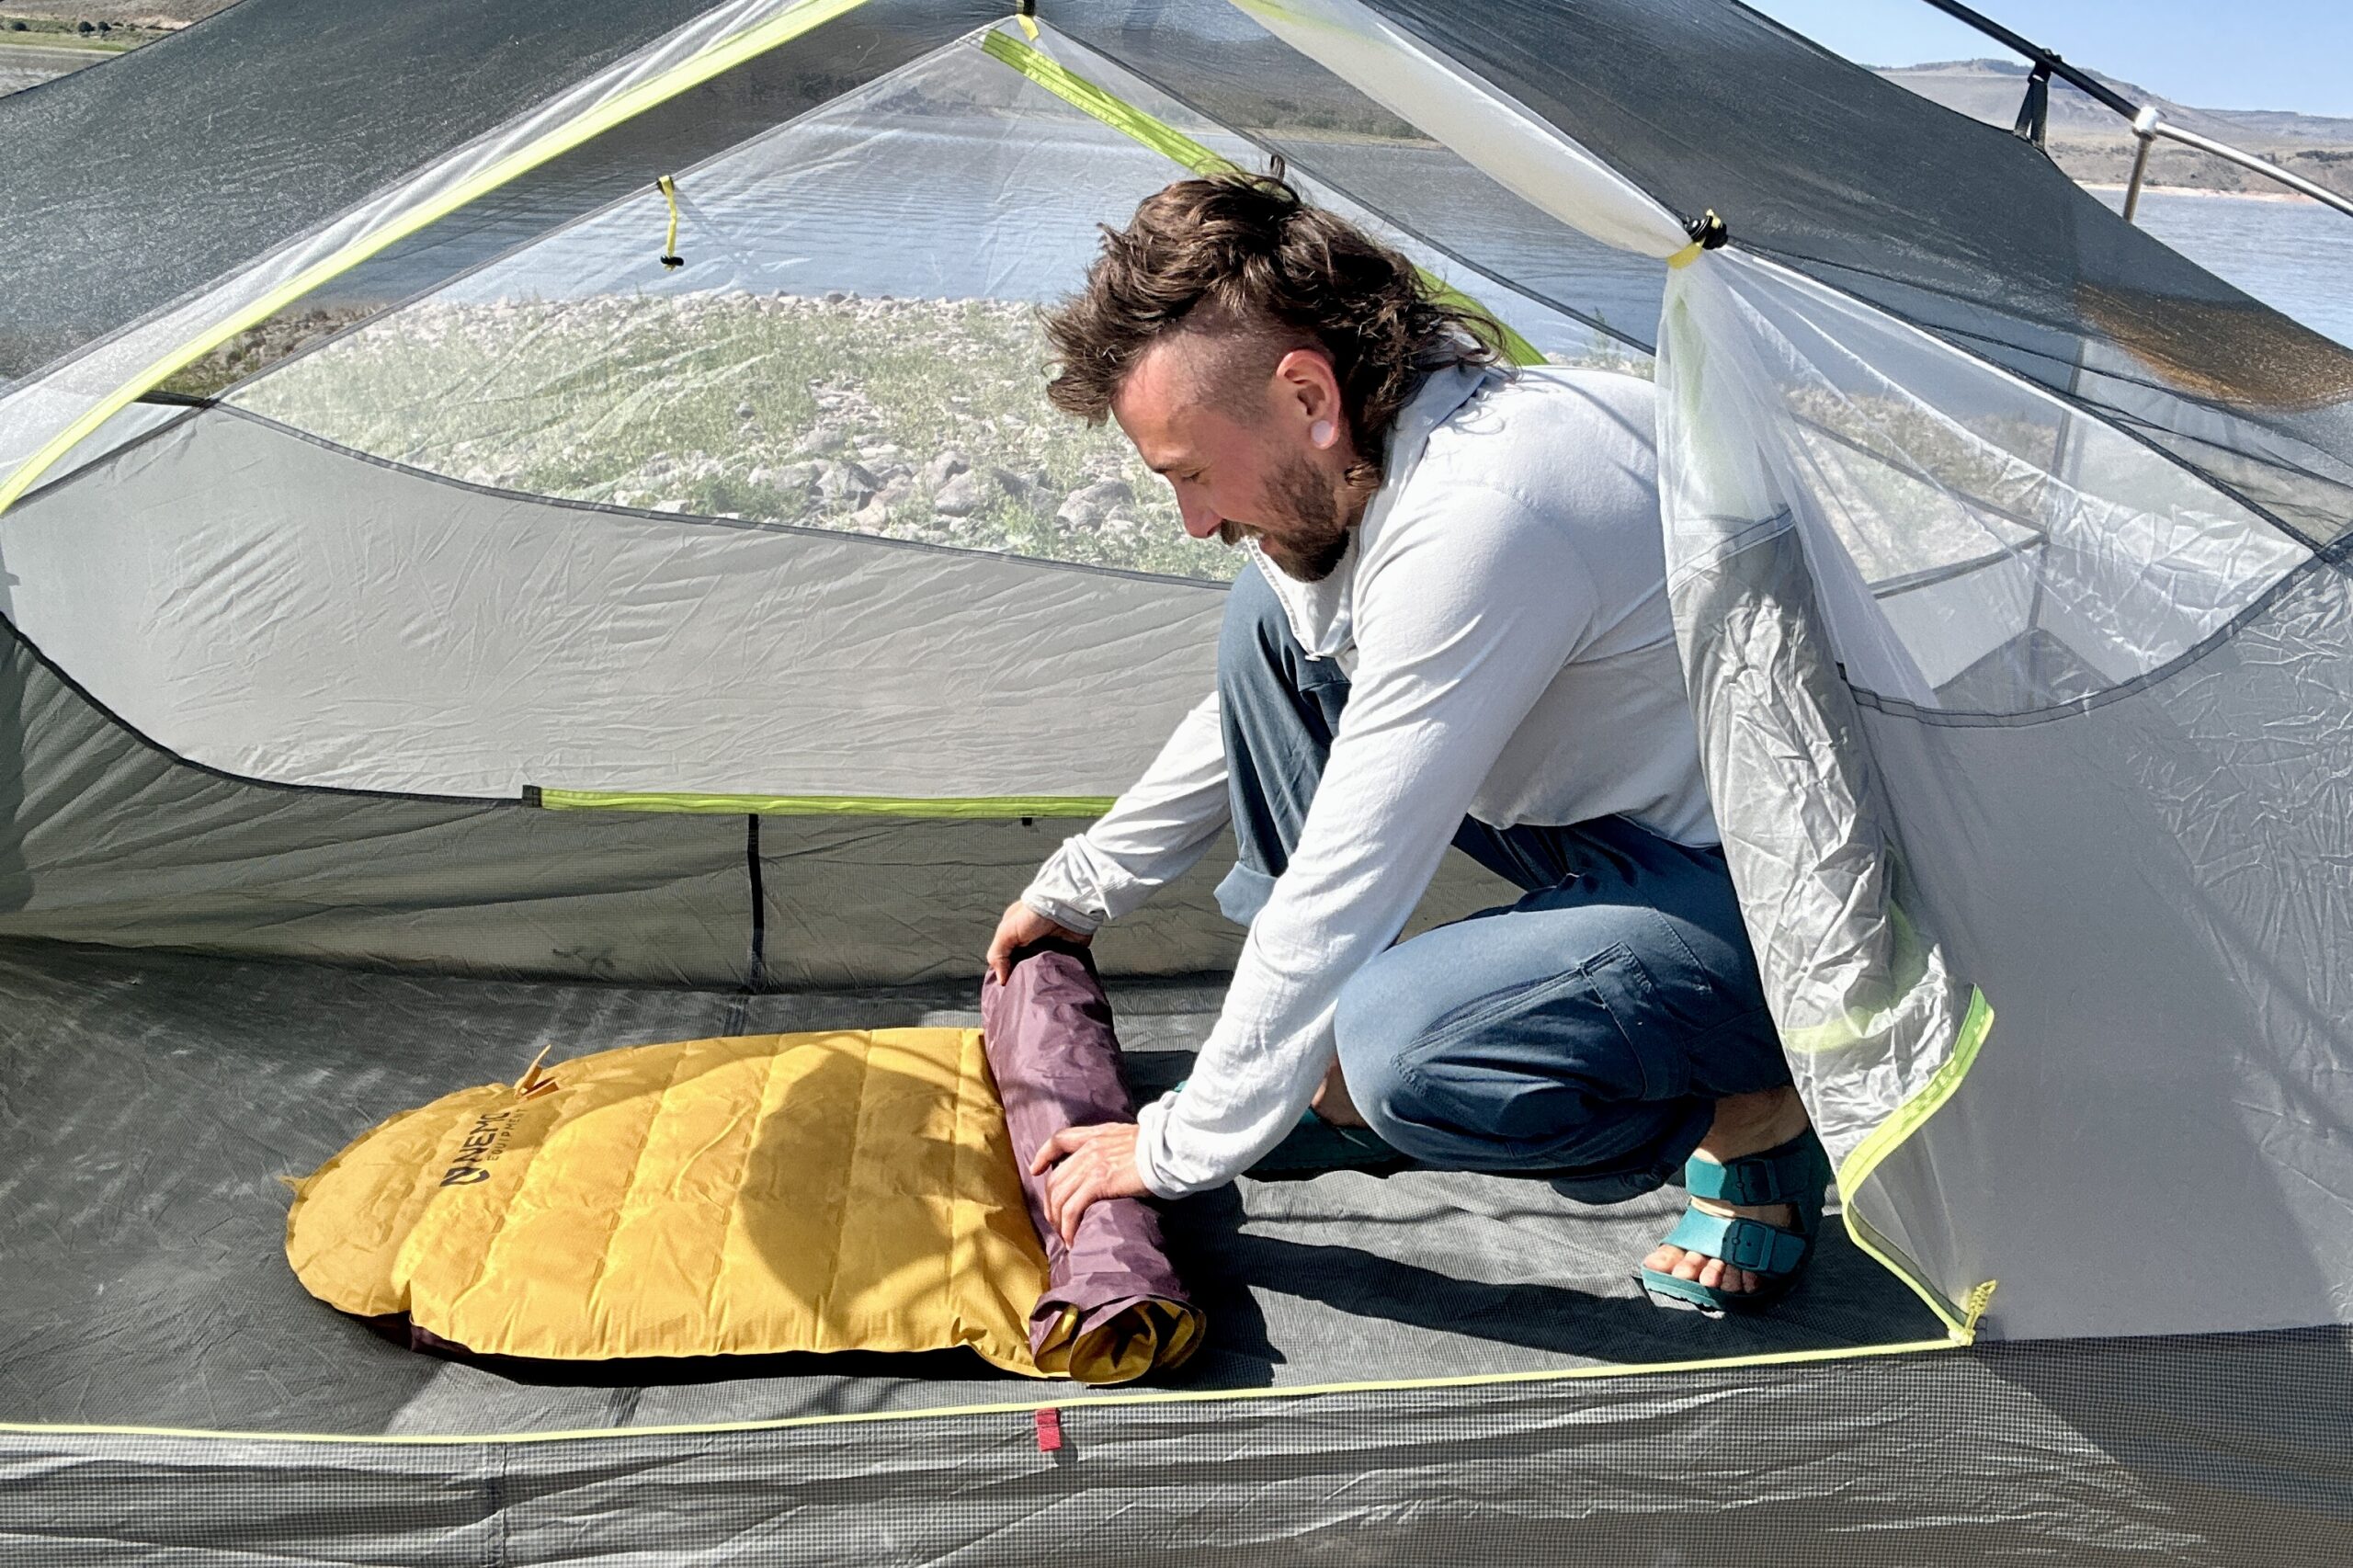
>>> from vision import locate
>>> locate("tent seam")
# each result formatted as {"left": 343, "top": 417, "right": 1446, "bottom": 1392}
{"left": 1847, "top": 531, "right": 2353, "bottom": 728}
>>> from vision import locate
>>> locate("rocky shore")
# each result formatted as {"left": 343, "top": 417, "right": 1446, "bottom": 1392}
{"left": 237, "top": 291, "right": 1245, "bottom": 580}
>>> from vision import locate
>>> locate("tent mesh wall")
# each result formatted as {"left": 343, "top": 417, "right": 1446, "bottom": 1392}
{"left": 221, "top": 28, "right": 1624, "bottom": 582}
{"left": 0, "top": 0, "right": 1002, "bottom": 381}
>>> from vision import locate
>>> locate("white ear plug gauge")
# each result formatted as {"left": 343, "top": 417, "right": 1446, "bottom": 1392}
{"left": 1310, "top": 419, "right": 1336, "bottom": 448}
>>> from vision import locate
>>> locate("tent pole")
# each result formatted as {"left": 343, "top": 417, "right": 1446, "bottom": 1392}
{"left": 1914, "top": 0, "right": 2136, "bottom": 117}
{"left": 2143, "top": 117, "right": 2353, "bottom": 222}
{"left": 2122, "top": 107, "right": 2158, "bottom": 223}
{"left": 1919, "top": 0, "right": 2353, "bottom": 222}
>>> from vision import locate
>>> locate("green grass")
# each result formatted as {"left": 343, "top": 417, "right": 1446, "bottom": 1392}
{"left": 0, "top": 17, "right": 152, "bottom": 50}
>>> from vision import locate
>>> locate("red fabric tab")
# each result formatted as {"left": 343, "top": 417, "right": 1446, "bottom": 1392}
{"left": 1034, "top": 1406, "right": 1063, "bottom": 1453}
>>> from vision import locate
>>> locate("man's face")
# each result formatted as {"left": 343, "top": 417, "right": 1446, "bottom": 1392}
{"left": 1111, "top": 337, "right": 1355, "bottom": 583}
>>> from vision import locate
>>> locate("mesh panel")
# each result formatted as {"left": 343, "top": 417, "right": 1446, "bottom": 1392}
{"left": 1709, "top": 259, "right": 2310, "bottom": 715}
{"left": 225, "top": 24, "right": 1622, "bottom": 581}
{"left": 0, "top": 0, "right": 746, "bottom": 378}
{"left": 0, "top": 0, "right": 856, "bottom": 503}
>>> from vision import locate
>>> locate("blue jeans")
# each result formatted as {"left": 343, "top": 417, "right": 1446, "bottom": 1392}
{"left": 1213, "top": 564, "right": 1788, "bottom": 1203}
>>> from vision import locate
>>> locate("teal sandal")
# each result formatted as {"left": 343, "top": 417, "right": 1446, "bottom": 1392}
{"left": 1639, "top": 1129, "right": 1833, "bottom": 1315}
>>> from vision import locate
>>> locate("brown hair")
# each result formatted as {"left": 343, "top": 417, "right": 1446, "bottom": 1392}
{"left": 1041, "top": 163, "right": 1509, "bottom": 484}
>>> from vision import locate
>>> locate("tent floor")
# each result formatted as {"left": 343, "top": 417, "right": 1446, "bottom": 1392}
{"left": 0, "top": 937, "right": 1938, "bottom": 1439}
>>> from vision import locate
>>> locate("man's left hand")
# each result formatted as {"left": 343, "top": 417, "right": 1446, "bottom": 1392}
{"left": 1029, "top": 1122, "right": 1148, "bottom": 1243}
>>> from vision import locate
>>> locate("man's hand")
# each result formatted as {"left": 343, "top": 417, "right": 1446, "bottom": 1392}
{"left": 1029, "top": 1122, "right": 1147, "bottom": 1243}
{"left": 986, "top": 900, "right": 1091, "bottom": 985}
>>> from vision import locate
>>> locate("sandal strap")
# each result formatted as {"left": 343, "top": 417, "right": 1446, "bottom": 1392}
{"left": 1661, "top": 1207, "right": 1813, "bottom": 1278}
{"left": 1683, "top": 1130, "right": 1830, "bottom": 1207}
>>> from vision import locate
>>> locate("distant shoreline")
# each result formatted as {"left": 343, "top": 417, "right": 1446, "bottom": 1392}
{"left": 2081, "top": 181, "right": 2325, "bottom": 205}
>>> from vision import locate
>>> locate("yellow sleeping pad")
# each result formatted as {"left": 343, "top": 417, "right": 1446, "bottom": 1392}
{"left": 286, "top": 1029, "right": 1061, "bottom": 1378}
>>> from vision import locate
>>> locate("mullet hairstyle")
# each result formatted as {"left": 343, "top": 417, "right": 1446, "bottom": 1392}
{"left": 1041, "top": 162, "right": 1511, "bottom": 490}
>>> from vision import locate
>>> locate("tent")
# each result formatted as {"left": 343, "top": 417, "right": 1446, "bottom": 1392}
{"left": 4, "top": 0, "right": 2352, "bottom": 1561}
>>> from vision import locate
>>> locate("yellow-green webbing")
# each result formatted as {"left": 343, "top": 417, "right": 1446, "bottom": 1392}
{"left": 979, "top": 28, "right": 1547, "bottom": 369}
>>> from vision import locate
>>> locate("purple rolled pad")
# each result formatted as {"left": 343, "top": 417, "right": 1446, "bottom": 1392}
{"left": 982, "top": 942, "right": 1203, "bottom": 1385}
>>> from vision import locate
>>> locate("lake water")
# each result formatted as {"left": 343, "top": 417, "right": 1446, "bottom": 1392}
{"left": 2089, "top": 187, "right": 2353, "bottom": 350}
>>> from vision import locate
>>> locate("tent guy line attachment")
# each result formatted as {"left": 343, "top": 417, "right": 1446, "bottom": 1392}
{"left": 656, "top": 175, "right": 686, "bottom": 268}
{"left": 1667, "top": 210, "right": 1728, "bottom": 270}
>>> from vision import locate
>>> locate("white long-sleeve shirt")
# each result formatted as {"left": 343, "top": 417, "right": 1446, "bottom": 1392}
{"left": 1021, "top": 363, "right": 1717, "bottom": 1198}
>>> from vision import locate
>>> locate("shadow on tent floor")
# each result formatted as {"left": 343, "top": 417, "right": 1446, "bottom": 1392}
{"left": 0, "top": 936, "right": 1940, "bottom": 1438}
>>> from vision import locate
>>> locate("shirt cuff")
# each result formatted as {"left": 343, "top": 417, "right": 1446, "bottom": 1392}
{"left": 1020, "top": 892, "right": 1101, "bottom": 937}
{"left": 1131, "top": 1094, "right": 1188, "bottom": 1199}
{"left": 1020, "top": 833, "right": 1141, "bottom": 935}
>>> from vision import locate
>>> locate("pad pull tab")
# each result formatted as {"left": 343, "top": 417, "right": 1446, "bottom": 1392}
{"left": 514, "top": 1043, "right": 560, "bottom": 1101}
{"left": 656, "top": 175, "right": 686, "bottom": 270}
{"left": 1034, "top": 1406, "right": 1063, "bottom": 1453}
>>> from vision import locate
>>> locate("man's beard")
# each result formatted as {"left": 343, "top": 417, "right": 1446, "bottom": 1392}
{"left": 1218, "top": 450, "right": 1354, "bottom": 583}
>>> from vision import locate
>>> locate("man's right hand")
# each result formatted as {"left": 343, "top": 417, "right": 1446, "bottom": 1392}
{"left": 986, "top": 900, "right": 1092, "bottom": 985}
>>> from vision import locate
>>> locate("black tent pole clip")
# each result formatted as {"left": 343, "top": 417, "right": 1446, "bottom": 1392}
{"left": 2012, "top": 61, "right": 2052, "bottom": 147}
{"left": 656, "top": 175, "right": 686, "bottom": 269}
{"left": 1667, "top": 210, "right": 1727, "bottom": 270}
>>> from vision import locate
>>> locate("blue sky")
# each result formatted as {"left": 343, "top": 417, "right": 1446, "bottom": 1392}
{"left": 1744, "top": 1, "right": 2353, "bottom": 118}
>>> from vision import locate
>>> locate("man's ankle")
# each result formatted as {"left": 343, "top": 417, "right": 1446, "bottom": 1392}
{"left": 1694, "top": 1085, "right": 1809, "bottom": 1165}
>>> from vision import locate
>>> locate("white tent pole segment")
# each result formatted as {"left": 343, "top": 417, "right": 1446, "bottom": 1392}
{"left": 0, "top": 0, "right": 871, "bottom": 522}
{"left": 1225, "top": 0, "right": 1689, "bottom": 259}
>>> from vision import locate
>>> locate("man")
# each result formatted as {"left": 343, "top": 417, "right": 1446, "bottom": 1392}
{"left": 985, "top": 168, "right": 1827, "bottom": 1313}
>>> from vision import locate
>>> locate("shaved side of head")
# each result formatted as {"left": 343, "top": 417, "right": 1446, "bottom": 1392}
{"left": 1154, "top": 301, "right": 1315, "bottom": 427}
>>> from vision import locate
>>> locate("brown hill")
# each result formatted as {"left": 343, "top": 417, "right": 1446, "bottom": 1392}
{"left": 1878, "top": 59, "right": 2353, "bottom": 199}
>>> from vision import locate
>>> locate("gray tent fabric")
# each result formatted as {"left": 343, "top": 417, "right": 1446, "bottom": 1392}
{"left": 0, "top": 604, "right": 1245, "bottom": 986}
{"left": 2, "top": 406, "right": 1232, "bottom": 800}
{"left": 1856, "top": 550, "right": 2353, "bottom": 1339}
{"left": 8, "top": 1338, "right": 2353, "bottom": 1567}
{"left": 0, "top": 578, "right": 1519, "bottom": 984}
